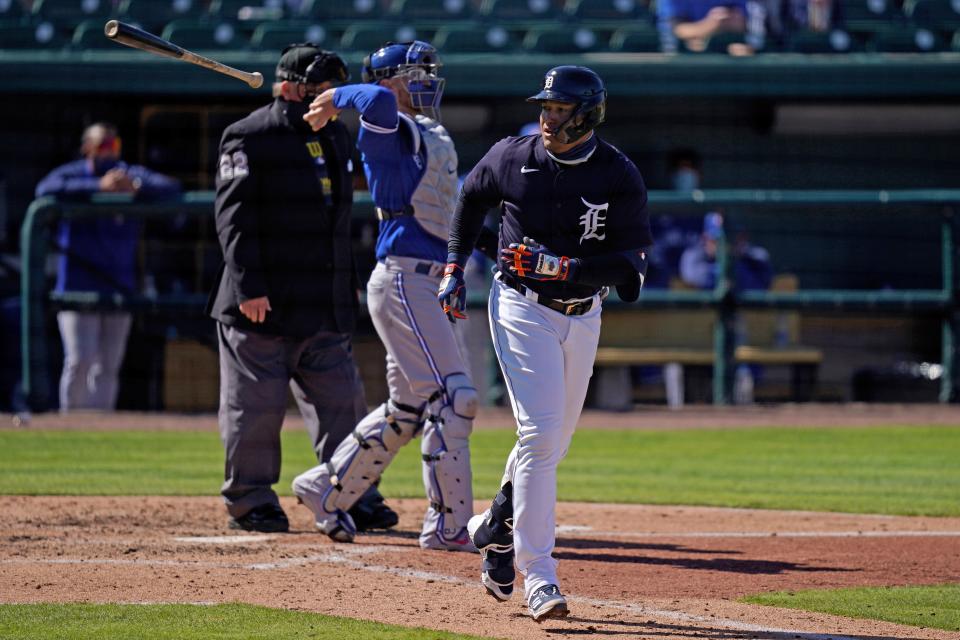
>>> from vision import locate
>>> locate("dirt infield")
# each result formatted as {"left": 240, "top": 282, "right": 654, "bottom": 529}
{"left": 2, "top": 404, "right": 959, "bottom": 639}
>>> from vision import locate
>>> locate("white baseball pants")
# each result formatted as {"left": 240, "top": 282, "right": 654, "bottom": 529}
{"left": 487, "top": 279, "right": 602, "bottom": 600}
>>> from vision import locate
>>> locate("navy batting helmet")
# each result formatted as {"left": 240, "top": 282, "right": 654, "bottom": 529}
{"left": 362, "top": 41, "right": 445, "bottom": 119}
{"left": 527, "top": 65, "right": 606, "bottom": 142}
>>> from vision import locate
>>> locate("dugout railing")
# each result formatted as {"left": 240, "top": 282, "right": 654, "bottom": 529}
{"left": 20, "top": 190, "right": 960, "bottom": 411}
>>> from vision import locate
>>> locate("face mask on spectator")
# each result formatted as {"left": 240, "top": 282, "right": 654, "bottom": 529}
{"left": 672, "top": 168, "right": 700, "bottom": 191}
{"left": 92, "top": 157, "right": 119, "bottom": 176}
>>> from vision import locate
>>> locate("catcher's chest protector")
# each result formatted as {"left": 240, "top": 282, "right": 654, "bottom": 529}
{"left": 403, "top": 112, "right": 459, "bottom": 242}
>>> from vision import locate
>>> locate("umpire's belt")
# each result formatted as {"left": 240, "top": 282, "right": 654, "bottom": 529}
{"left": 382, "top": 255, "right": 446, "bottom": 278}
{"left": 376, "top": 205, "right": 414, "bottom": 221}
{"left": 496, "top": 271, "right": 605, "bottom": 316}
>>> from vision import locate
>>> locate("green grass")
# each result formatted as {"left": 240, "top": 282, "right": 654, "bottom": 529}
{"left": 1, "top": 426, "right": 958, "bottom": 515}
{"left": 743, "top": 584, "right": 960, "bottom": 632}
{"left": 0, "top": 603, "right": 492, "bottom": 639}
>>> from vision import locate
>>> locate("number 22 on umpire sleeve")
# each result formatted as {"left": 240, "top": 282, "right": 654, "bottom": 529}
{"left": 219, "top": 151, "right": 249, "bottom": 181}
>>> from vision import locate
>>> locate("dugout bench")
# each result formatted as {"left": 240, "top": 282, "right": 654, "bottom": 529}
{"left": 593, "top": 275, "right": 824, "bottom": 409}
{"left": 19, "top": 190, "right": 960, "bottom": 412}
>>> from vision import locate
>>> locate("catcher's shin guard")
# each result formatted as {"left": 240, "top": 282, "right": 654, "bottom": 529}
{"left": 292, "top": 399, "right": 421, "bottom": 541}
{"left": 420, "top": 373, "right": 477, "bottom": 550}
{"left": 467, "top": 482, "right": 515, "bottom": 601}
{"left": 292, "top": 463, "right": 357, "bottom": 542}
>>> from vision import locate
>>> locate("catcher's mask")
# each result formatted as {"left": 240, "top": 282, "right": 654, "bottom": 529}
{"left": 527, "top": 65, "right": 606, "bottom": 144}
{"left": 362, "top": 40, "right": 445, "bottom": 120}
{"left": 276, "top": 43, "right": 350, "bottom": 97}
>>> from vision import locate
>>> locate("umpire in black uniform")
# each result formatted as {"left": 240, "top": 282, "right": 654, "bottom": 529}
{"left": 209, "top": 44, "right": 395, "bottom": 533}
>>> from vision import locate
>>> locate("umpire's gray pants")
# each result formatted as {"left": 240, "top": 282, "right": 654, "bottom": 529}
{"left": 217, "top": 323, "right": 366, "bottom": 518}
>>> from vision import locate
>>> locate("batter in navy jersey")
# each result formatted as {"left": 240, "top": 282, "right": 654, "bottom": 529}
{"left": 291, "top": 41, "right": 481, "bottom": 551}
{"left": 441, "top": 66, "right": 653, "bottom": 621}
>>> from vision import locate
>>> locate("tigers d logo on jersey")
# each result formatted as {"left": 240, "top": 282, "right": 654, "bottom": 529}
{"left": 579, "top": 197, "right": 608, "bottom": 243}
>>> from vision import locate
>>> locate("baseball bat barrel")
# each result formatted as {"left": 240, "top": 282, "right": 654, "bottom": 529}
{"left": 103, "top": 20, "right": 263, "bottom": 89}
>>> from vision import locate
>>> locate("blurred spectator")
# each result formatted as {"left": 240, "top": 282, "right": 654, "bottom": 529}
{"left": 742, "top": 0, "right": 841, "bottom": 51}
{"left": 790, "top": 0, "right": 838, "bottom": 32}
{"left": 637, "top": 150, "right": 706, "bottom": 407}
{"left": 680, "top": 211, "right": 773, "bottom": 403}
{"left": 657, "top": 0, "right": 748, "bottom": 52}
{"left": 35, "top": 122, "right": 181, "bottom": 412}
{"left": 645, "top": 149, "right": 703, "bottom": 289}
{"left": 668, "top": 147, "right": 703, "bottom": 191}
{"left": 0, "top": 254, "right": 22, "bottom": 414}
{"left": 680, "top": 211, "right": 772, "bottom": 292}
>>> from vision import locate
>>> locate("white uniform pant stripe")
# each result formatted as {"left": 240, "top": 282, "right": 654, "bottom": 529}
{"left": 488, "top": 280, "right": 601, "bottom": 601}
{"left": 487, "top": 284, "right": 523, "bottom": 422}
{"left": 394, "top": 272, "right": 445, "bottom": 391}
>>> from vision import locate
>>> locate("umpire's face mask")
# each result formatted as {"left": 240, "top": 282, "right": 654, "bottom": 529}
{"left": 283, "top": 81, "right": 331, "bottom": 133}
{"left": 285, "top": 98, "right": 311, "bottom": 132}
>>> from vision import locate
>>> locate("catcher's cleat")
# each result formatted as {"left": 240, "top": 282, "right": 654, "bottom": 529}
{"left": 292, "top": 472, "right": 356, "bottom": 543}
{"left": 528, "top": 584, "right": 569, "bottom": 622}
{"left": 228, "top": 503, "right": 289, "bottom": 533}
{"left": 420, "top": 526, "right": 477, "bottom": 552}
{"left": 467, "top": 483, "right": 515, "bottom": 601}
{"left": 320, "top": 510, "right": 357, "bottom": 543}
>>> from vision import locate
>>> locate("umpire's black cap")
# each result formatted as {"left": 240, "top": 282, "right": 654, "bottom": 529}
{"left": 276, "top": 44, "right": 350, "bottom": 85}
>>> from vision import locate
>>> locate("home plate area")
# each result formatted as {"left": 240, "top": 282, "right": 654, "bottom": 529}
{"left": 2, "top": 496, "right": 958, "bottom": 640}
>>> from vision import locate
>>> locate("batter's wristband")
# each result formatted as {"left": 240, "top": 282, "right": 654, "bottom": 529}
{"left": 446, "top": 252, "right": 469, "bottom": 271}
{"left": 443, "top": 262, "right": 463, "bottom": 276}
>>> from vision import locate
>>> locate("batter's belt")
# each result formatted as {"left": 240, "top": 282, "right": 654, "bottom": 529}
{"left": 496, "top": 271, "right": 607, "bottom": 316}
{"left": 381, "top": 255, "right": 446, "bottom": 278}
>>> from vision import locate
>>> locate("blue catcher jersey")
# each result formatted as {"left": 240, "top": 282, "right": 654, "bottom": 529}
{"left": 335, "top": 84, "right": 447, "bottom": 263}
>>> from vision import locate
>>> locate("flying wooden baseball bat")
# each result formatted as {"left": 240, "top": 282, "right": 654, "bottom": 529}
{"left": 104, "top": 20, "right": 263, "bottom": 89}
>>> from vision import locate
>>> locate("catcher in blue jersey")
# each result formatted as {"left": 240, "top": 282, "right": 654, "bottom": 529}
{"left": 291, "top": 40, "right": 491, "bottom": 551}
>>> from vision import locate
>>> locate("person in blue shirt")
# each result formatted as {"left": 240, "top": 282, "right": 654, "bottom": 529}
{"left": 35, "top": 122, "right": 181, "bottom": 412}
{"left": 657, "top": 0, "right": 748, "bottom": 52}
{"left": 680, "top": 211, "right": 772, "bottom": 292}
{"left": 291, "top": 41, "right": 491, "bottom": 551}
{"left": 680, "top": 211, "right": 773, "bottom": 403}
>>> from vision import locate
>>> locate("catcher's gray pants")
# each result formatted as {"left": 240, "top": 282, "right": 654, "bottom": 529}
{"left": 217, "top": 322, "right": 366, "bottom": 518}
{"left": 371, "top": 258, "right": 470, "bottom": 409}
{"left": 369, "top": 258, "right": 475, "bottom": 540}
{"left": 57, "top": 310, "right": 132, "bottom": 411}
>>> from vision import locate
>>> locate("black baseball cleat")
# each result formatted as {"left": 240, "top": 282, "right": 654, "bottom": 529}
{"left": 349, "top": 485, "right": 399, "bottom": 531}
{"left": 528, "top": 584, "right": 569, "bottom": 621}
{"left": 228, "top": 503, "right": 289, "bottom": 533}
{"left": 467, "top": 482, "right": 515, "bottom": 601}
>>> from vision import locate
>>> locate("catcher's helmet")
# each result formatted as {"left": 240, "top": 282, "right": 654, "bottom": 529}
{"left": 527, "top": 65, "right": 606, "bottom": 142}
{"left": 362, "top": 41, "right": 445, "bottom": 119}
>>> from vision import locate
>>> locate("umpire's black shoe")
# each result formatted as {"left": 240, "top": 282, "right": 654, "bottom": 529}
{"left": 467, "top": 482, "right": 515, "bottom": 601}
{"left": 349, "top": 485, "right": 399, "bottom": 532}
{"left": 228, "top": 503, "right": 289, "bottom": 533}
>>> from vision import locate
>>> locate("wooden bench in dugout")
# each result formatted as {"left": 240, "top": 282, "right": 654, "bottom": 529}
{"left": 592, "top": 275, "right": 824, "bottom": 407}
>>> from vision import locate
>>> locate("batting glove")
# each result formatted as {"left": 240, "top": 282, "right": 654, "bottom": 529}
{"left": 438, "top": 254, "right": 468, "bottom": 323}
{"left": 500, "top": 237, "right": 580, "bottom": 282}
